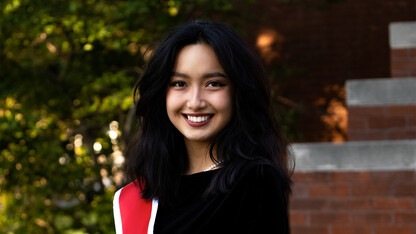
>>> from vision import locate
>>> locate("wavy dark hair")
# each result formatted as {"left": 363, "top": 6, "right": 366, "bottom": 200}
{"left": 126, "top": 20, "right": 291, "bottom": 203}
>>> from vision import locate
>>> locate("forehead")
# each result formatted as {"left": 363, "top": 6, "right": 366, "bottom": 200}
{"left": 173, "top": 43, "right": 224, "bottom": 72}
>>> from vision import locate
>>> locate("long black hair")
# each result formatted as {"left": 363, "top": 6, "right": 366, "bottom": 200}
{"left": 126, "top": 20, "right": 291, "bottom": 203}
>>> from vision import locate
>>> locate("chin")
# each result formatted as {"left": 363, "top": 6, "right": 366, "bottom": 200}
{"left": 183, "top": 134, "right": 213, "bottom": 143}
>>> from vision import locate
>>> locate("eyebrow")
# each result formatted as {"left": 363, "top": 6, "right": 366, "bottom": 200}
{"left": 172, "top": 71, "right": 228, "bottom": 79}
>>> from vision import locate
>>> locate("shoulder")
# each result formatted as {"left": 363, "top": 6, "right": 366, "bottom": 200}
{"left": 219, "top": 160, "right": 278, "bottom": 196}
{"left": 237, "top": 160, "right": 280, "bottom": 182}
{"left": 216, "top": 161, "right": 290, "bottom": 233}
{"left": 114, "top": 181, "right": 149, "bottom": 207}
{"left": 231, "top": 160, "right": 291, "bottom": 199}
{"left": 117, "top": 181, "right": 141, "bottom": 198}
{"left": 113, "top": 182, "right": 155, "bottom": 234}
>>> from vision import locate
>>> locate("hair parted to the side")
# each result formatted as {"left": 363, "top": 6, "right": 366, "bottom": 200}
{"left": 126, "top": 20, "right": 292, "bottom": 203}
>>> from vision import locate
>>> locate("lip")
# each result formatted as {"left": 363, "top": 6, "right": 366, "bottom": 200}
{"left": 182, "top": 113, "right": 213, "bottom": 127}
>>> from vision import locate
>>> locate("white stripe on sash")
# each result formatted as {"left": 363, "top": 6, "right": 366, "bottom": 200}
{"left": 147, "top": 199, "right": 159, "bottom": 234}
{"left": 113, "top": 188, "right": 123, "bottom": 234}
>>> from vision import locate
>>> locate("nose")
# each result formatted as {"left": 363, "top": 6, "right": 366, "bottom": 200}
{"left": 187, "top": 86, "right": 206, "bottom": 110}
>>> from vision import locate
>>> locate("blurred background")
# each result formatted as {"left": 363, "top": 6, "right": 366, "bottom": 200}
{"left": 1, "top": 0, "right": 415, "bottom": 233}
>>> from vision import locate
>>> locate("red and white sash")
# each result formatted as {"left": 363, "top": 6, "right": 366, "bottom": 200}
{"left": 113, "top": 182, "right": 159, "bottom": 234}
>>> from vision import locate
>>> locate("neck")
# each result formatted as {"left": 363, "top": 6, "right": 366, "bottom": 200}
{"left": 184, "top": 139, "right": 217, "bottom": 174}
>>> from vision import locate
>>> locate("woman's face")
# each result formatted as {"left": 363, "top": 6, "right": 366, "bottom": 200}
{"left": 166, "top": 43, "right": 233, "bottom": 145}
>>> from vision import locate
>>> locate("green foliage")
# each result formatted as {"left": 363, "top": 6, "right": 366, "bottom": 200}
{"left": 0, "top": 0, "right": 241, "bottom": 233}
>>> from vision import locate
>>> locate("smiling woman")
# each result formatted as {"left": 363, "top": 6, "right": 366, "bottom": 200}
{"left": 166, "top": 43, "right": 234, "bottom": 167}
{"left": 113, "top": 20, "right": 292, "bottom": 234}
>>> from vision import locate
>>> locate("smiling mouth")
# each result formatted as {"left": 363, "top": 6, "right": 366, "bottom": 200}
{"left": 183, "top": 114, "right": 213, "bottom": 124}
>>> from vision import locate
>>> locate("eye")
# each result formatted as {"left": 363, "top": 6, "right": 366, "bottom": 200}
{"left": 169, "top": 81, "right": 186, "bottom": 87}
{"left": 207, "top": 81, "right": 225, "bottom": 87}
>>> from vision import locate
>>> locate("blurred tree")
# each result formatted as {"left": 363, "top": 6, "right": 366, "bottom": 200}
{"left": 0, "top": 0, "right": 241, "bottom": 233}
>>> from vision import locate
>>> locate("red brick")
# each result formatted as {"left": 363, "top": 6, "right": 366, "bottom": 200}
{"left": 292, "top": 172, "right": 332, "bottom": 183}
{"left": 386, "top": 105, "right": 416, "bottom": 116}
{"left": 371, "top": 171, "right": 416, "bottom": 183}
{"left": 391, "top": 57, "right": 410, "bottom": 62}
{"left": 391, "top": 69, "right": 413, "bottom": 77}
{"left": 391, "top": 48, "right": 410, "bottom": 58}
{"left": 351, "top": 183, "right": 391, "bottom": 196}
{"left": 348, "top": 130, "right": 387, "bottom": 141}
{"left": 329, "top": 198, "right": 372, "bottom": 210}
{"left": 391, "top": 59, "right": 416, "bottom": 70}
{"left": 388, "top": 129, "right": 416, "bottom": 139}
{"left": 409, "top": 48, "right": 416, "bottom": 57}
{"left": 292, "top": 183, "right": 310, "bottom": 198}
{"left": 290, "top": 198, "right": 329, "bottom": 211}
{"left": 331, "top": 226, "right": 371, "bottom": 234}
{"left": 348, "top": 118, "right": 367, "bottom": 129}
{"left": 408, "top": 116, "right": 416, "bottom": 127}
{"left": 310, "top": 212, "right": 350, "bottom": 225}
{"left": 290, "top": 212, "right": 308, "bottom": 225}
{"left": 395, "top": 212, "right": 416, "bottom": 223}
{"left": 348, "top": 106, "right": 385, "bottom": 117}
{"left": 373, "top": 226, "right": 415, "bottom": 234}
{"left": 332, "top": 171, "right": 371, "bottom": 182}
{"left": 373, "top": 198, "right": 414, "bottom": 210}
{"left": 394, "top": 183, "right": 416, "bottom": 196}
{"left": 351, "top": 213, "right": 392, "bottom": 225}
{"left": 291, "top": 226, "right": 328, "bottom": 234}
{"left": 368, "top": 117, "right": 406, "bottom": 129}
{"left": 309, "top": 184, "right": 349, "bottom": 197}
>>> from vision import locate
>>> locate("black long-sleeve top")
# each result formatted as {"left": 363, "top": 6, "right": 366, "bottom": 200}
{"left": 153, "top": 163, "right": 289, "bottom": 234}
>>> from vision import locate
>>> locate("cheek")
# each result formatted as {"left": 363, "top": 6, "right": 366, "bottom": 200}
{"left": 166, "top": 91, "right": 179, "bottom": 116}
{"left": 213, "top": 90, "right": 234, "bottom": 118}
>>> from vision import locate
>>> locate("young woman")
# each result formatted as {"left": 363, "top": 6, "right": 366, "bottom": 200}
{"left": 113, "top": 20, "right": 292, "bottom": 234}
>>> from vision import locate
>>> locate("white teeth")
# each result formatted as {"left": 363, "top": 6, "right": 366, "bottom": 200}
{"left": 187, "top": 115, "right": 210, "bottom": 123}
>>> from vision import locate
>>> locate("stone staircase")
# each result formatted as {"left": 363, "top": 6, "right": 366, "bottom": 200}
{"left": 289, "top": 21, "right": 416, "bottom": 234}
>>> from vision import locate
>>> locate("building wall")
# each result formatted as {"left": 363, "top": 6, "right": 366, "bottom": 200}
{"left": 345, "top": 20, "right": 416, "bottom": 141}
{"left": 290, "top": 140, "right": 416, "bottom": 234}
{"left": 389, "top": 22, "right": 416, "bottom": 77}
{"left": 391, "top": 48, "right": 416, "bottom": 77}
{"left": 233, "top": 2, "right": 416, "bottom": 232}
{"left": 348, "top": 105, "right": 416, "bottom": 141}
{"left": 290, "top": 170, "right": 416, "bottom": 234}
{"left": 237, "top": 0, "right": 416, "bottom": 142}
{"left": 346, "top": 77, "right": 416, "bottom": 141}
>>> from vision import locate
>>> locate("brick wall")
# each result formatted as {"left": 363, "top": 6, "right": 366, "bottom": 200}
{"left": 345, "top": 22, "right": 416, "bottom": 141}
{"left": 346, "top": 75, "right": 416, "bottom": 141}
{"left": 236, "top": 0, "right": 416, "bottom": 142}
{"left": 291, "top": 140, "right": 416, "bottom": 234}
{"left": 391, "top": 48, "right": 416, "bottom": 77}
{"left": 290, "top": 170, "right": 416, "bottom": 234}
{"left": 389, "top": 22, "right": 416, "bottom": 78}
{"left": 348, "top": 105, "right": 416, "bottom": 141}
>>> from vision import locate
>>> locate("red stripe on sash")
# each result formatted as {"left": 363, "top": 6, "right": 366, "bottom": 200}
{"left": 119, "top": 182, "right": 153, "bottom": 234}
